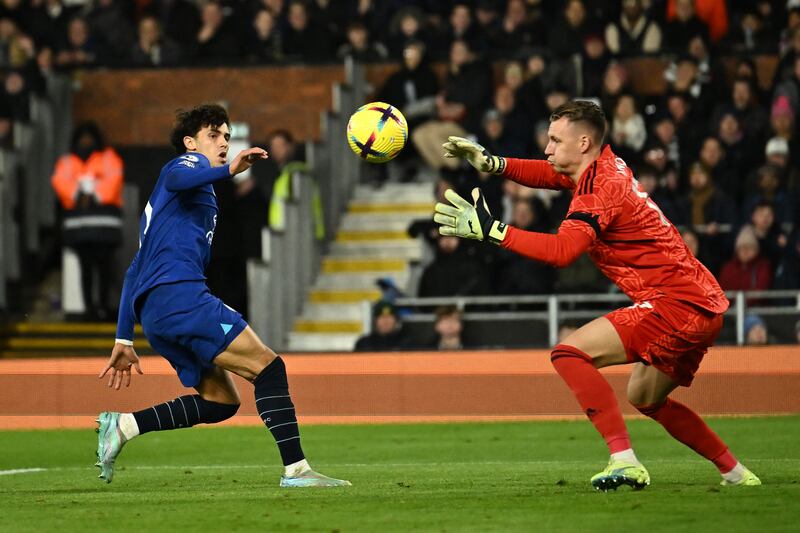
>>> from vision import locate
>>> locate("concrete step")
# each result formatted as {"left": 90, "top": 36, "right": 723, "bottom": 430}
{"left": 298, "top": 303, "right": 367, "bottom": 321}
{"left": 314, "top": 271, "right": 408, "bottom": 290}
{"left": 293, "top": 320, "right": 363, "bottom": 334}
{"left": 308, "top": 289, "right": 382, "bottom": 303}
{"left": 328, "top": 241, "right": 422, "bottom": 260}
{"left": 321, "top": 257, "right": 408, "bottom": 273}
{"left": 288, "top": 332, "right": 359, "bottom": 352}
{"left": 339, "top": 212, "right": 429, "bottom": 232}
{"left": 336, "top": 230, "right": 413, "bottom": 242}
{"left": 348, "top": 201, "right": 433, "bottom": 215}
{"left": 353, "top": 183, "right": 434, "bottom": 201}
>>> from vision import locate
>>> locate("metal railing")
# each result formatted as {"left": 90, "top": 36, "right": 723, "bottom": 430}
{"left": 377, "top": 290, "right": 800, "bottom": 347}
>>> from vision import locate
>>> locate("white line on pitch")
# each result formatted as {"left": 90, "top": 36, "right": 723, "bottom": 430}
{"left": 0, "top": 468, "right": 47, "bottom": 476}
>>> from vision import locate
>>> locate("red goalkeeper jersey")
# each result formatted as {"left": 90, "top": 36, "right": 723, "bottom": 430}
{"left": 500, "top": 145, "right": 728, "bottom": 313}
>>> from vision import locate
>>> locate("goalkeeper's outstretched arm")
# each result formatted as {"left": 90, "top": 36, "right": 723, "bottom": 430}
{"left": 442, "top": 136, "right": 575, "bottom": 191}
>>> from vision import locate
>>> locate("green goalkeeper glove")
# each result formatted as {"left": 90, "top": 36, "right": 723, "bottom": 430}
{"left": 434, "top": 188, "right": 509, "bottom": 244}
{"left": 442, "top": 136, "right": 506, "bottom": 174}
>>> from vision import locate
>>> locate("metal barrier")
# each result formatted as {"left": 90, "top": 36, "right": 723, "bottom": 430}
{"left": 248, "top": 169, "right": 322, "bottom": 350}
{"left": 248, "top": 58, "right": 368, "bottom": 348}
{"left": 385, "top": 290, "right": 800, "bottom": 347}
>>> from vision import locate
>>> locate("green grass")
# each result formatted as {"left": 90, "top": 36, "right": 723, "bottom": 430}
{"left": 0, "top": 417, "right": 798, "bottom": 532}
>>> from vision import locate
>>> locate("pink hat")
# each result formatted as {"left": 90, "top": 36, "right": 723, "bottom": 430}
{"left": 771, "top": 95, "right": 795, "bottom": 119}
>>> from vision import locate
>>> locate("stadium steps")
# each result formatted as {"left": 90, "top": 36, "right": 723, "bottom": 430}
{"left": 0, "top": 322, "right": 152, "bottom": 358}
{"left": 288, "top": 183, "right": 431, "bottom": 352}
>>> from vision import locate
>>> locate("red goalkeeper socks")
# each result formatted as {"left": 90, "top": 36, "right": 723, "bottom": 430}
{"left": 551, "top": 344, "right": 631, "bottom": 454}
{"left": 636, "top": 399, "right": 738, "bottom": 473}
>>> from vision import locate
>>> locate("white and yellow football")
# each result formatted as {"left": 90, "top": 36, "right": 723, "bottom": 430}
{"left": 346, "top": 102, "right": 408, "bottom": 163}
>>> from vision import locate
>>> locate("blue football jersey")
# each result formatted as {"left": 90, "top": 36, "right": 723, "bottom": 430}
{"left": 116, "top": 152, "right": 231, "bottom": 341}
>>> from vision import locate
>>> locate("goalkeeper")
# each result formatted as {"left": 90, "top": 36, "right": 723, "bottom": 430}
{"left": 435, "top": 100, "right": 760, "bottom": 491}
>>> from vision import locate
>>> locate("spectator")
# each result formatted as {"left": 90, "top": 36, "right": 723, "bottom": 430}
{"left": 516, "top": 51, "right": 549, "bottom": 123}
{"left": 0, "top": 16, "right": 34, "bottom": 69}
{"left": 663, "top": 0, "right": 710, "bottom": 53}
{"left": 604, "top": 0, "right": 661, "bottom": 58}
{"left": 611, "top": 93, "right": 647, "bottom": 156}
{"left": 86, "top": 0, "right": 136, "bottom": 66}
{"left": 248, "top": 8, "right": 282, "bottom": 63}
{"left": 716, "top": 112, "right": 754, "bottom": 203}
{"left": 493, "top": 198, "right": 556, "bottom": 295}
{"left": 51, "top": 122, "right": 123, "bottom": 320}
{"left": 666, "top": 92, "right": 703, "bottom": 167}
{"left": 722, "top": 7, "right": 774, "bottom": 54}
{"left": 599, "top": 61, "right": 629, "bottom": 114}
{"left": 353, "top": 300, "right": 411, "bottom": 352}
{"left": 548, "top": 0, "right": 592, "bottom": 60}
{"left": 718, "top": 225, "right": 772, "bottom": 296}
{"left": 711, "top": 78, "right": 769, "bottom": 149}
{"left": 418, "top": 236, "right": 490, "bottom": 298}
{"left": 666, "top": 0, "right": 726, "bottom": 44}
{"left": 24, "top": 0, "right": 75, "bottom": 50}
{"left": 387, "top": 7, "right": 430, "bottom": 60}
{"left": 281, "top": 0, "right": 331, "bottom": 61}
{"left": 423, "top": 305, "right": 467, "bottom": 350}
{"left": 775, "top": 26, "right": 800, "bottom": 85}
{"left": 150, "top": 0, "right": 201, "bottom": 50}
{"left": 580, "top": 34, "right": 610, "bottom": 98}
{"left": 129, "top": 15, "right": 182, "bottom": 67}
{"left": 763, "top": 136, "right": 800, "bottom": 213}
{"left": 474, "top": 0, "right": 502, "bottom": 57}
{"left": 439, "top": 3, "right": 484, "bottom": 57}
{"left": 193, "top": 0, "right": 241, "bottom": 65}
{"left": 487, "top": 84, "right": 530, "bottom": 156}
{"left": 769, "top": 96, "right": 797, "bottom": 158}
{"left": 640, "top": 163, "right": 683, "bottom": 226}
{"left": 493, "top": 0, "right": 541, "bottom": 58}
{"left": 743, "top": 165, "right": 793, "bottom": 228}
{"left": 749, "top": 201, "right": 789, "bottom": 269}
{"left": 744, "top": 314, "right": 770, "bottom": 345}
{"left": 697, "top": 136, "right": 730, "bottom": 187}
{"left": 55, "top": 16, "right": 101, "bottom": 70}
{"left": 411, "top": 39, "right": 492, "bottom": 171}
{"left": 337, "top": 21, "right": 387, "bottom": 62}
{"left": 773, "top": 229, "right": 800, "bottom": 290}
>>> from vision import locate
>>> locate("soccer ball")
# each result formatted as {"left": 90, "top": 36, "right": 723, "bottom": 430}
{"left": 346, "top": 102, "right": 408, "bottom": 163}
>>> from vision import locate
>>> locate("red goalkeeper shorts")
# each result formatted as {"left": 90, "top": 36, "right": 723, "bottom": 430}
{"left": 605, "top": 298, "right": 724, "bottom": 387}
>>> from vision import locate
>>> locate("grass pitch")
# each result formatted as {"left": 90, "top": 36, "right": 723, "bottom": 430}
{"left": 1, "top": 417, "right": 798, "bottom": 532}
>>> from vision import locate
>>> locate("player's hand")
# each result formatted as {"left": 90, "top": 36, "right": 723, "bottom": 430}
{"left": 434, "top": 187, "right": 508, "bottom": 244}
{"left": 99, "top": 342, "right": 143, "bottom": 390}
{"left": 442, "top": 136, "right": 505, "bottom": 174}
{"left": 229, "top": 147, "right": 268, "bottom": 175}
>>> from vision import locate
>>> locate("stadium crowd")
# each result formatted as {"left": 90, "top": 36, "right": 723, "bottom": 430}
{"left": 3, "top": 1, "right": 799, "bottom": 342}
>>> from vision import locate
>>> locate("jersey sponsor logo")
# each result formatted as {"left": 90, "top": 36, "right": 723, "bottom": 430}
{"left": 181, "top": 154, "right": 199, "bottom": 162}
{"left": 178, "top": 159, "right": 195, "bottom": 168}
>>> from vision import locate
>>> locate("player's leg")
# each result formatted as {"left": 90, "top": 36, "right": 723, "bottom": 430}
{"left": 628, "top": 363, "right": 761, "bottom": 486}
{"left": 213, "top": 326, "right": 351, "bottom": 487}
{"left": 553, "top": 315, "right": 649, "bottom": 490}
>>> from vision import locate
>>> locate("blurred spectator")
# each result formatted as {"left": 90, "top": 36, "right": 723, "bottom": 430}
{"left": 604, "top": 0, "right": 661, "bottom": 58}
{"left": 493, "top": 198, "right": 556, "bottom": 295}
{"left": 640, "top": 163, "right": 683, "bottom": 225}
{"left": 580, "top": 34, "right": 610, "bottom": 97}
{"left": 51, "top": 122, "right": 123, "bottom": 320}
{"left": 711, "top": 77, "right": 769, "bottom": 150}
{"left": 548, "top": 0, "right": 593, "bottom": 60}
{"left": 483, "top": 84, "right": 529, "bottom": 157}
{"left": 129, "top": 15, "right": 182, "bottom": 67}
{"left": 716, "top": 112, "right": 755, "bottom": 203}
{"left": 55, "top": 16, "right": 100, "bottom": 70}
{"left": 762, "top": 136, "right": 800, "bottom": 216}
{"left": 599, "top": 61, "right": 629, "bottom": 113}
{"left": 722, "top": 7, "right": 774, "bottom": 54}
{"left": 666, "top": 92, "right": 703, "bottom": 168}
{"left": 664, "top": 54, "right": 712, "bottom": 115}
{"left": 411, "top": 39, "right": 491, "bottom": 171}
{"left": 418, "top": 236, "right": 490, "bottom": 298}
{"left": 776, "top": 26, "right": 800, "bottom": 85}
{"left": 773, "top": 229, "right": 800, "bottom": 290}
{"left": 650, "top": 114, "right": 681, "bottom": 174}
{"left": 663, "top": 0, "right": 709, "bottom": 53}
{"left": 387, "top": 7, "right": 430, "bottom": 60}
{"left": 611, "top": 93, "right": 647, "bottom": 155}
{"left": 24, "top": 0, "right": 75, "bottom": 50}
{"left": 193, "top": 0, "right": 241, "bottom": 65}
{"left": 248, "top": 8, "right": 282, "bottom": 63}
{"left": 281, "top": 0, "right": 331, "bottom": 61}
{"left": 0, "top": 70, "right": 31, "bottom": 121}
{"left": 665, "top": 0, "right": 725, "bottom": 44}
{"left": 743, "top": 165, "right": 793, "bottom": 227}
{"left": 769, "top": 96, "right": 797, "bottom": 157}
{"left": 493, "top": 0, "right": 541, "bottom": 58}
{"left": 87, "top": 0, "right": 135, "bottom": 66}
{"left": 423, "top": 305, "right": 467, "bottom": 350}
{"left": 0, "top": 16, "right": 35, "bottom": 68}
{"left": 749, "top": 201, "right": 789, "bottom": 269}
{"left": 697, "top": 136, "right": 730, "bottom": 187}
{"left": 376, "top": 40, "right": 438, "bottom": 128}
{"left": 337, "top": 21, "right": 387, "bottom": 62}
{"left": 718, "top": 225, "right": 772, "bottom": 296}
{"left": 679, "top": 227, "right": 715, "bottom": 271}
{"left": 744, "top": 314, "right": 769, "bottom": 345}
{"left": 516, "top": 52, "right": 548, "bottom": 123}
{"left": 353, "top": 300, "right": 411, "bottom": 352}
{"left": 439, "top": 3, "right": 484, "bottom": 57}
{"left": 149, "top": 0, "right": 201, "bottom": 50}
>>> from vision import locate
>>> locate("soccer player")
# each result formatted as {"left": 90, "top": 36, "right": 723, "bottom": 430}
{"left": 95, "top": 104, "right": 350, "bottom": 488}
{"left": 435, "top": 100, "right": 760, "bottom": 490}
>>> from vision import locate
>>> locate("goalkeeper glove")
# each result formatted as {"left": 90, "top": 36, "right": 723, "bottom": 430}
{"left": 434, "top": 187, "right": 508, "bottom": 244}
{"left": 442, "top": 136, "right": 506, "bottom": 174}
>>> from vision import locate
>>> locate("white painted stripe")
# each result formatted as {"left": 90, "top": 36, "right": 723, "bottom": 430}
{"left": 64, "top": 216, "right": 122, "bottom": 229}
{"left": 0, "top": 468, "right": 47, "bottom": 476}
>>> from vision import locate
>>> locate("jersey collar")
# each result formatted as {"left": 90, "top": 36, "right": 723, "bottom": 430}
{"left": 576, "top": 145, "right": 614, "bottom": 194}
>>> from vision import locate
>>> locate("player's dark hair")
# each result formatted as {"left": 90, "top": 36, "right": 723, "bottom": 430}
{"left": 170, "top": 104, "right": 230, "bottom": 154}
{"left": 550, "top": 100, "right": 608, "bottom": 145}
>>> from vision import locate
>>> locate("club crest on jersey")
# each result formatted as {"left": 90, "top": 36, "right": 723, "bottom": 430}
{"left": 181, "top": 154, "right": 199, "bottom": 162}
{"left": 178, "top": 160, "right": 195, "bottom": 168}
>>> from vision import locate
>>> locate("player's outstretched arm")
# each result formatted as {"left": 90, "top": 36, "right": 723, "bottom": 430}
{"left": 434, "top": 188, "right": 593, "bottom": 267}
{"left": 229, "top": 147, "right": 268, "bottom": 176}
{"left": 99, "top": 343, "right": 143, "bottom": 390}
{"left": 442, "top": 136, "right": 574, "bottom": 191}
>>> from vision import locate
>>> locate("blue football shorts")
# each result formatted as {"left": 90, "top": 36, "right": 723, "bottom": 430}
{"left": 138, "top": 280, "right": 248, "bottom": 387}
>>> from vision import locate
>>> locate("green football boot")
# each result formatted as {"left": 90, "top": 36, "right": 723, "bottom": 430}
{"left": 591, "top": 460, "right": 650, "bottom": 491}
{"left": 95, "top": 411, "right": 127, "bottom": 483}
